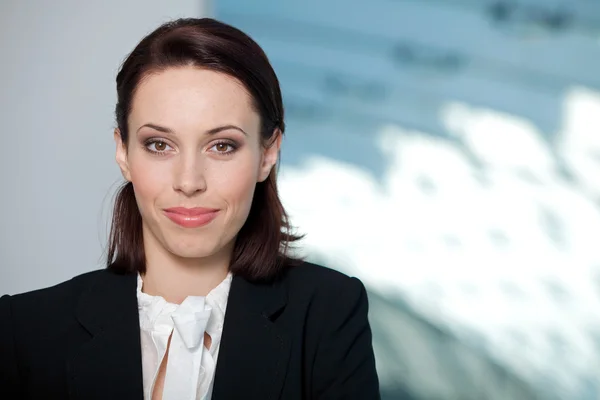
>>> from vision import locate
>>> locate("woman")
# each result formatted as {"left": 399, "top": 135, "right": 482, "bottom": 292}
{"left": 0, "top": 18, "right": 380, "bottom": 400}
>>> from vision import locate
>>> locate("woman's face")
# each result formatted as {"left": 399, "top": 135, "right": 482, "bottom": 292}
{"left": 115, "top": 66, "right": 280, "bottom": 263}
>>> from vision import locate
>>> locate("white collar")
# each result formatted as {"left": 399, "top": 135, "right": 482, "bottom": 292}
{"left": 136, "top": 272, "right": 233, "bottom": 342}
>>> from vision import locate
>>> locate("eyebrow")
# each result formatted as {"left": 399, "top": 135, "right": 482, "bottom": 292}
{"left": 137, "top": 123, "right": 248, "bottom": 136}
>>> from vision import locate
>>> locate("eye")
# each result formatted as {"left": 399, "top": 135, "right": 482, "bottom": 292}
{"left": 209, "top": 141, "right": 237, "bottom": 155}
{"left": 145, "top": 140, "right": 173, "bottom": 154}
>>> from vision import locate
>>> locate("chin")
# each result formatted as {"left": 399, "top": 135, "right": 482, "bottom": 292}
{"left": 161, "top": 232, "right": 227, "bottom": 260}
{"left": 146, "top": 220, "right": 235, "bottom": 261}
{"left": 166, "top": 242, "right": 219, "bottom": 260}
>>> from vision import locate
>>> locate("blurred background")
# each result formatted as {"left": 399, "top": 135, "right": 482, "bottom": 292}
{"left": 1, "top": 0, "right": 599, "bottom": 399}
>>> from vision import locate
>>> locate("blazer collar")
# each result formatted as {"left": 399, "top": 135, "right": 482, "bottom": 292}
{"left": 212, "top": 274, "right": 291, "bottom": 400}
{"left": 67, "top": 269, "right": 291, "bottom": 400}
{"left": 68, "top": 270, "right": 144, "bottom": 400}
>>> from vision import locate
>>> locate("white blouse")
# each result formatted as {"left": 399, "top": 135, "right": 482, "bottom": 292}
{"left": 136, "top": 273, "right": 233, "bottom": 400}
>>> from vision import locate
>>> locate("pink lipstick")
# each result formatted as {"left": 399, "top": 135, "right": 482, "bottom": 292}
{"left": 163, "top": 207, "right": 219, "bottom": 228}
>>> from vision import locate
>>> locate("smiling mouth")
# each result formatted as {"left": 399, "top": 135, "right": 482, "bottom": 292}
{"left": 163, "top": 207, "right": 219, "bottom": 228}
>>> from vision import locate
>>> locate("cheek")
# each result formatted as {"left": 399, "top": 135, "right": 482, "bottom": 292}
{"left": 128, "top": 153, "right": 171, "bottom": 208}
{"left": 208, "top": 155, "right": 260, "bottom": 211}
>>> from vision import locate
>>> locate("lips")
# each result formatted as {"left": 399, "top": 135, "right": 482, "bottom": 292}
{"left": 163, "top": 207, "right": 219, "bottom": 228}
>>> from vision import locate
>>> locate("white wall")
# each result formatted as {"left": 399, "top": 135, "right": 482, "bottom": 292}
{"left": 0, "top": 0, "right": 208, "bottom": 295}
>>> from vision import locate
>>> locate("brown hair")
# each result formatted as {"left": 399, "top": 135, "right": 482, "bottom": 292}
{"left": 107, "top": 18, "right": 301, "bottom": 281}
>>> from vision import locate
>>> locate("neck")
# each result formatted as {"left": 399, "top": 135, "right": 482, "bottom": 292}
{"left": 141, "top": 230, "right": 232, "bottom": 304}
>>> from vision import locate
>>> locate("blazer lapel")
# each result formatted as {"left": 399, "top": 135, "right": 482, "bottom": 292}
{"left": 212, "top": 275, "right": 291, "bottom": 400}
{"left": 67, "top": 270, "right": 143, "bottom": 400}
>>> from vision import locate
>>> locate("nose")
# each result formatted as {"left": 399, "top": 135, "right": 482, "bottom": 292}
{"left": 173, "top": 152, "right": 207, "bottom": 196}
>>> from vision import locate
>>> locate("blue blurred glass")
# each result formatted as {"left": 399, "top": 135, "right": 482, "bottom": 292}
{"left": 216, "top": 1, "right": 600, "bottom": 399}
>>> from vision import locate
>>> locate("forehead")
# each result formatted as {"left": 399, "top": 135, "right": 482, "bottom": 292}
{"left": 129, "top": 66, "right": 259, "bottom": 131}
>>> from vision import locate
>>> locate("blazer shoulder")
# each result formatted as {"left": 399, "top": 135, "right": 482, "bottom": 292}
{"left": 281, "top": 260, "right": 380, "bottom": 397}
{"left": 5, "top": 269, "right": 110, "bottom": 318}
{"left": 283, "top": 260, "right": 367, "bottom": 299}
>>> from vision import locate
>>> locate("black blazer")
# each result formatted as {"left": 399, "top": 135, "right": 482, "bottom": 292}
{"left": 0, "top": 261, "right": 380, "bottom": 399}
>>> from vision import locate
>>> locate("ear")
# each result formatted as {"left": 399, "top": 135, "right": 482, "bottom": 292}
{"left": 258, "top": 129, "right": 282, "bottom": 182}
{"left": 114, "top": 129, "right": 132, "bottom": 182}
